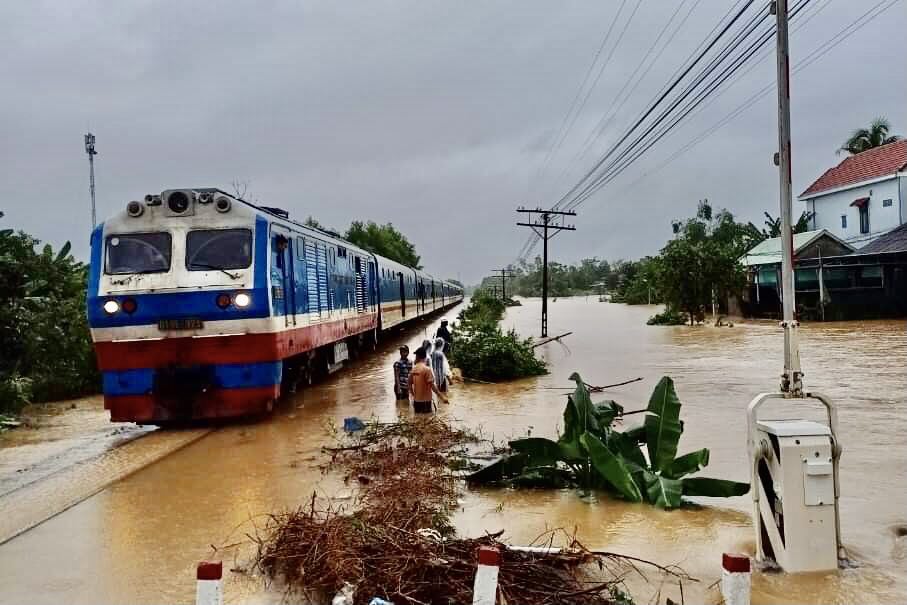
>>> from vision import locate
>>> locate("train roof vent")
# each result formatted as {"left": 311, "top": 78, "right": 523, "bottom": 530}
{"left": 261, "top": 206, "right": 289, "bottom": 219}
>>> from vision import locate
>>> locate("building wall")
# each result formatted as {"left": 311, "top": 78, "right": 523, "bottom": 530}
{"left": 900, "top": 175, "right": 906, "bottom": 227}
{"left": 803, "top": 177, "right": 901, "bottom": 248}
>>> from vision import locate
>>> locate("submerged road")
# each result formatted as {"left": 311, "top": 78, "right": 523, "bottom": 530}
{"left": 0, "top": 301, "right": 904, "bottom": 604}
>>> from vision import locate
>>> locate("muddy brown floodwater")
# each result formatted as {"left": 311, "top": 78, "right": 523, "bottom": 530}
{"left": 0, "top": 299, "right": 904, "bottom": 604}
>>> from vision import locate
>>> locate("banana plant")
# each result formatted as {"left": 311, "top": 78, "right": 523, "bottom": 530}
{"left": 466, "top": 373, "right": 749, "bottom": 509}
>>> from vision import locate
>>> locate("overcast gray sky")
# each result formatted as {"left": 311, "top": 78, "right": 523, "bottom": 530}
{"left": 2, "top": 0, "right": 904, "bottom": 283}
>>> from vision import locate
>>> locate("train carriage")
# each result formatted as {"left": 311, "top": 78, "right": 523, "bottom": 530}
{"left": 87, "top": 188, "right": 462, "bottom": 424}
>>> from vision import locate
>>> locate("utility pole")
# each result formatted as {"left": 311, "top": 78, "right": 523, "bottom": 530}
{"left": 491, "top": 268, "right": 515, "bottom": 301}
{"left": 773, "top": 0, "right": 802, "bottom": 397}
{"left": 516, "top": 207, "right": 576, "bottom": 337}
{"left": 84, "top": 133, "right": 98, "bottom": 229}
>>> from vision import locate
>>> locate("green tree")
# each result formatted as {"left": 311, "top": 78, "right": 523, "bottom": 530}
{"left": 1, "top": 216, "right": 99, "bottom": 412}
{"left": 656, "top": 201, "right": 757, "bottom": 324}
{"left": 838, "top": 117, "right": 901, "bottom": 155}
{"left": 344, "top": 221, "right": 422, "bottom": 269}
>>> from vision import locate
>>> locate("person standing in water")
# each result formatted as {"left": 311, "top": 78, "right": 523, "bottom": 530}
{"left": 430, "top": 337, "right": 451, "bottom": 393}
{"left": 392, "top": 345, "right": 412, "bottom": 402}
{"left": 409, "top": 346, "right": 448, "bottom": 413}
{"left": 421, "top": 338, "right": 433, "bottom": 358}
{"left": 435, "top": 319, "right": 453, "bottom": 355}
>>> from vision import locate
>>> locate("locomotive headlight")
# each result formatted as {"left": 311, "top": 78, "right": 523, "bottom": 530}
{"left": 233, "top": 292, "right": 251, "bottom": 308}
{"left": 103, "top": 300, "right": 120, "bottom": 314}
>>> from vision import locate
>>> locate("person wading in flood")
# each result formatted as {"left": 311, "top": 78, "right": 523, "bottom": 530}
{"left": 430, "top": 336, "right": 451, "bottom": 394}
{"left": 409, "top": 346, "right": 448, "bottom": 413}
{"left": 392, "top": 345, "right": 412, "bottom": 402}
{"left": 435, "top": 319, "right": 453, "bottom": 355}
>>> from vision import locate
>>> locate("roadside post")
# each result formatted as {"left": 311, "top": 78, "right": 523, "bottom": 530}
{"left": 472, "top": 545, "right": 501, "bottom": 605}
{"left": 196, "top": 561, "right": 223, "bottom": 605}
{"left": 720, "top": 553, "right": 751, "bottom": 605}
{"left": 746, "top": 0, "right": 845, "bottom": 573}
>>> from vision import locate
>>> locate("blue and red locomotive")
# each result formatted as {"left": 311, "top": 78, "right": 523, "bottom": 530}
{"left": 86, "top": 188, "right": 462, "bottom": 424}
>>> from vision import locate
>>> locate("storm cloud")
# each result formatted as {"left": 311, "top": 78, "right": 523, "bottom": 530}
{"left": 1, "top": 0, "right": 904, "bottom": 283}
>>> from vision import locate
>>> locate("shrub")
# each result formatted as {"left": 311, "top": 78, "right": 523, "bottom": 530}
{"left": 646, "top": 308, "right": 688, "bottom": 326}
{"left": 450, "top": 294, "right": 547, "bottom": 381}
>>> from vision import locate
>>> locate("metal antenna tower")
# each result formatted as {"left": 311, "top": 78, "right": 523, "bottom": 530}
{"left": 84, "top": 133, "right": 98, "bottom": 228}
{"left": 516, "top": 207, "right": 576, "bottom": 337}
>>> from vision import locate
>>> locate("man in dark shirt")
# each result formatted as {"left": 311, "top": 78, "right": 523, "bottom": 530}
{"left": 435, "top": 319, "right": 453, "bottom": 355}
{"left": 392, "top": 345, "right": 412, "bottom": 401}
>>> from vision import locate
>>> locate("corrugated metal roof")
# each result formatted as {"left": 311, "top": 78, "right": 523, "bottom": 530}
{"left": 854, "top": 223, "right": 907, "bottom": 255}
{"left": 741, "top": 230, "right": 854, "bottom": 266}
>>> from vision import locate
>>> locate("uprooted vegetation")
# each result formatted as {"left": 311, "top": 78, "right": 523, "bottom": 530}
{"left": 251, "top": 416, "right": 689, "bottom": 604}
{"left": 467, "top": 374, "right": 749, "bottom": 509}
{"left": 451, "top": 292, "right": 548, "bottom": 382}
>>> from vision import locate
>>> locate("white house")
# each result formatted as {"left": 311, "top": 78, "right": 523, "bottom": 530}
{"left": 798, "top": 139, "right": 907, "bottom": 248}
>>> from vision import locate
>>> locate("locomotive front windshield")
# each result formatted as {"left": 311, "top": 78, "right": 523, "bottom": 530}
{"left": 186, "top": 229, "right": 252, "bottom": 271}
{"left": 105, "top": 232, "right": 172, "bottom": 274}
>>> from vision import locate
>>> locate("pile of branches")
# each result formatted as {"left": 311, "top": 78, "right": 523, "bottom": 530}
{"left": 251, "top": 416, "right": 653, "bottom": 605}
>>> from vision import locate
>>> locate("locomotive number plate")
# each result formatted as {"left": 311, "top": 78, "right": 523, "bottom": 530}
{"left": 158, "top": 318, "right": 204, "bottom": 330}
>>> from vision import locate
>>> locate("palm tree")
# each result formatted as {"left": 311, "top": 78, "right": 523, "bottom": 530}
{"left": 838, "top": 117, "right": 902, "bottom": 155}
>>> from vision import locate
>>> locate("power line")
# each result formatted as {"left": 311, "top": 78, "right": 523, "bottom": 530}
{"left": 549, "top": 0, "right": 761, "bottom": 212}
{"left": 570, "top": 0, "right": 899, "bottom": 209}
{"left": 561, "top": 1, "right": 775, "bottom": 210}
{"left": 564, "top": 2, "right": 790, "bottom": 210}
{"left": 535, "top": 0, "right": 644, "bottom": 203}
{"left": 528, "top": 0, "right": 631, "bottom": 194}
{"left": 547, "top": 0, "right": 703, "bottom": 198}
{"left": 517, "top": 0, "right": 760, "bottom": 264}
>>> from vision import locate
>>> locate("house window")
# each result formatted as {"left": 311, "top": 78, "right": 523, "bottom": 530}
{"left": 882, "top": 198, "right": 893, "bottom": 207}
{"left": 859, "top": 204, "right": 870, "bottom": 234}
{"left": 841, "top": 215, "right": 847, "bottom": 229}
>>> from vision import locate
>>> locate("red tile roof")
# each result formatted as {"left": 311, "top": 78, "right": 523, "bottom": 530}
{"left": 799, "top": 139, "right": 907, "bottom": 197}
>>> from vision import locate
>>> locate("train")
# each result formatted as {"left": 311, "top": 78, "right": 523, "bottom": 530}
{"left": 86, "top": 188, "right": 463, "bottom": 424}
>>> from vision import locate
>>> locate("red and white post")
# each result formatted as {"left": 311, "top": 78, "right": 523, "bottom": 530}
{"left": 721, "top": 553, "right": 751, "bottom": 605}
{"left": 472, "top": 545, "right": 501, "bottom": 605}
{"left": 196, "top": 561, "right": 223, "bottom": 605}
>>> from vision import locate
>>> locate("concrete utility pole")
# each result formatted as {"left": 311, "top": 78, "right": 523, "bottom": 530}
{"left": 84, "top": 133, "right": 98, "bottom": 229}
{"left": 773, "top": 0, "right": 802, "bottom": 397}
{"left": 516, "top": 207, "right": 576, "bottom": 337}
{"left": 491, "top": 268, "right": 515, "bottom": 300}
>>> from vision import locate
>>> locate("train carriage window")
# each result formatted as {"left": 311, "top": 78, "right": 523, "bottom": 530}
{"left": 296, "top": 237, "right": 306, "bottom": 260}
{"left": 105, "top": 232, "right": 172, "bottom": 274}
{"left": 186, "top": 229, "right": 252, "bottom": 271}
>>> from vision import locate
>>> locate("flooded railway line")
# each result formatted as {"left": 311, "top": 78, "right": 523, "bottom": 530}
{"left": 0, "top": 300, "right": 904, "bottom": 604}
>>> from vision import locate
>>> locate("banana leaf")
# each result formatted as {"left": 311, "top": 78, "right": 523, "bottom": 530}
{"left": 593, "top": 399, "right": 623, "bottom": 426}
{"left": 644, "top": 376, "right": 683, "bottom": 474}
{"left": 566, "top": 372, "right": 600, "bottom": 435}
{"left": 579, "top": 432, "right": 642, "bottom": 502}
{"left": 623, "top": 424, "right": 647, "bottom": 444}
{"left": 642, "top": 469, "right": 683, "bottom": 509}
{"left": 506, "top": 466, "right": 574, "bottom": 488}
{"left": 560, "top": 397, "right": 583, "bottom": 459}
{"left": 605, "top": 429, "right": 647, "bottom": 472}
{"left": 54, "top": 241, "right": 72, "bottom": 263}
{"left": 509, "top": 437, "right": 564, "bottom": 466}
{"left": 466, "top": 453, "right": 529, "bottom": 484}
{"left": 666, "top": 448, "right": 710, "bottom": 479}
{"left": 681, "top": 477, "right": 750, "bottom": 497}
